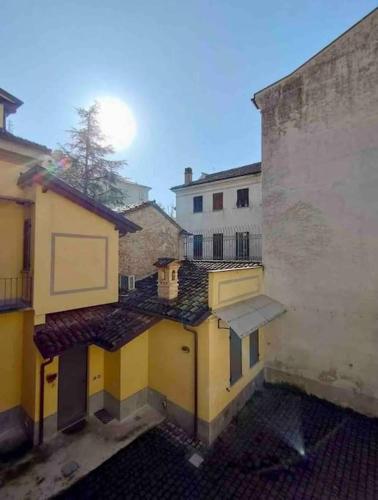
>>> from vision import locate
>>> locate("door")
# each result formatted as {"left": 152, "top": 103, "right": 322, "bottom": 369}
{"left": 58, "top": 345, "right": 88, "bottom": 430}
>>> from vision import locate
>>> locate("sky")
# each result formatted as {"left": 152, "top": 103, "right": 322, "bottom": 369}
{"left": 1, "top": 0, "right": 376, "bottom": 208}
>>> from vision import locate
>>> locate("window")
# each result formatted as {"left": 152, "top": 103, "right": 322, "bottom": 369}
{"left": 193, "top": 196, "right": 203, "bottom": 213}
{"left": 236, "top": 232, "right": 250, "bottom": 260}
{"left": 23, "top": 219, "right": 31, "bottom": 271}
{"left": 171, "top": 270, "right": 176, "bottom": 281}
{"left": 213, "top": 192, "right": 223, "bottom": 211}
{"left": 236, "top": 188, "right": 249, "bottom": 208}
{"left": 230, "top": 329, "right": 242, "bottom": 385}
{"left": 249, "top": 330, "right": 259, "bottom": 368}
{"left": 193, "top": 234, "right": 203, "bottom": 259}
{"left": 213, "top": 233, "right": 223, "bottom": 260}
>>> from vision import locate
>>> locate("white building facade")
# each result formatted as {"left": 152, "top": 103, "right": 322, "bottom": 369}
{"left": 172, "top": 164, "right": 262, "bottom": 261}
{"left": 116, "top": 175, "right": 151, "bottom": 208}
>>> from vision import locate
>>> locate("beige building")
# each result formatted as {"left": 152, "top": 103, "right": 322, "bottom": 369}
{"left": 119, "top": 201, "right": 186, "bottom": 279}
{"left": 253, "top": 8, "right": 378, "bottom": 415}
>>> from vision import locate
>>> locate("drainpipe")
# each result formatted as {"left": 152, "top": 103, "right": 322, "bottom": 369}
{"left": 38, "top": 357, "right": 54, "bottom": 445}
{"left": 183, "top": 324, "right": 198, "bottom": 439}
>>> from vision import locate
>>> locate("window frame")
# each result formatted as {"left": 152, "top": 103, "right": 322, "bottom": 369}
{"left": 23, "top": 219, "right": 32, "bottom": 271}
{"left": 236, "top": 188, "right": 249, "bottom": 208}
{"left": 249, "top": 329, "right": 259, "bottom": 368}
{"left": 230, "top": 328, "right": 242, "bottom": 385}
{"left": 212, "top": 192, "right": 223, "bottom": 211}
{"left": 213, "top": 233, "right": 224, "bottom": 260}
{"left": 236, "top": 231, "right": 250, "bottom": 260}
{"left": 193, "top": 195, "right": 203, "bottom": 213}
{"left": 193, "top": 234, "right": 203, "bottom": 259}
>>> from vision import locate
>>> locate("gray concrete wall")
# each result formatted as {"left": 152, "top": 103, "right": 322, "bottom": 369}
{"left": 255, "top": 10, "right": 378, "bottom": 415}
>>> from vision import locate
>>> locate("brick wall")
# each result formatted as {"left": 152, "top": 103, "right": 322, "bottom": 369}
{"left": 119, "top": 205, "right": 181, "bottom": 279}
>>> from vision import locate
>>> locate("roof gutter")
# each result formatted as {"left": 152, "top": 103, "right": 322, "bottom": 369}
{"left": 183, "top": 324, "right": 198, "bottom": 440}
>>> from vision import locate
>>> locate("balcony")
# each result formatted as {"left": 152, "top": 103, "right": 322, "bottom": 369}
{"left": 0, "top": 274, "right": 33, "bottom": 312}
{"left": 181, "top": 226, "right": 262, "bottom": 262}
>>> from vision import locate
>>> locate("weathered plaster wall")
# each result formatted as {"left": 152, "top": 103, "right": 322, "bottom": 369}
{"left": 119, "top": 205, "right": 180, "bottom": 279}
{"left": 255, "top": 10, "right": 378, "bottom": 414}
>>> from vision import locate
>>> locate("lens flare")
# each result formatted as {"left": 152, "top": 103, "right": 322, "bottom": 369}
{"left": 96, "top": 96, "right": 137, "bottom": 151}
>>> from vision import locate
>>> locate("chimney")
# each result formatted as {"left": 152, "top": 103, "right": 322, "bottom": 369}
{"left": 184, "top": 167, "right": 193, "bottom": 185}
{"left": 154, "top": 258, "right": 182, "bottom": 301}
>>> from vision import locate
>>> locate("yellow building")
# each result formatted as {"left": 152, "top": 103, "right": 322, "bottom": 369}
{"left": 0, "top": 87, "right": 285, "bottom": 453}
{"left": 0, "top": 88, "right": 140, "bottom": 453}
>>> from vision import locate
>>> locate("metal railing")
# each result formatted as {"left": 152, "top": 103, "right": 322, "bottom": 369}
{"left": 0, "top": 274, "right": 33, "bottom": 311}
{"left": 180, "top": 226, "right": 262, "bottom": 262}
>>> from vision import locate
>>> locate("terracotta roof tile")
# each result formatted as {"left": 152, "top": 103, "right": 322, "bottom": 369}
{"left": 121, "top": 260, "right": 260, "bottom": 326}
{"left": 34, "top": 304, "right": 159, "bottom": 358}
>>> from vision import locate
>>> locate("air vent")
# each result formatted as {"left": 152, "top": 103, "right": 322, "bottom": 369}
{"left": 119, "top": 274, "right": 136, "bottom": 292}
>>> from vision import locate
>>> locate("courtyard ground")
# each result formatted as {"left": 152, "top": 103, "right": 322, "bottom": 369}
{"left": 58, "top": 385, "right": 378, "bottom": 499}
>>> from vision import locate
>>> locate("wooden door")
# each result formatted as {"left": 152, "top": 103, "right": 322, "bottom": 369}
{"left": 58, "top": 345, "right": 88, "bottom": 430}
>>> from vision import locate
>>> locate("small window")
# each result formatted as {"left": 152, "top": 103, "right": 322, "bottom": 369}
{"left": 236, "top": 188, "right": 249, "bottom": 208}
{"left": 236, "top": 232, "right": 250, "bottom": 260}
{"left": 193, "top": 196, "right": 203, "bottom": 213}
{"left": 171, "top": 270, "right": 176, "bottom": 281}
{"left": 213, "top": 233, "right": 223, "bottom": 260}
{"left": 230, "top": 329, "right": 242, "bottom": 385}
{"left": 213, "top": 192, "right": 223, "bottom": 211}
{"left": 23, "top": 219, "right": 32, "bottom": 271}
{"left": 193, "top": 234, "right": 203, "bottom": 259}
{"left": 249, "top": 330, "right": 259, "bottom": 368}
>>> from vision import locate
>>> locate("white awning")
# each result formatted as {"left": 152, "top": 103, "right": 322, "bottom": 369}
{"left": 213, "top": 295, "right": 286, "bottom": 339}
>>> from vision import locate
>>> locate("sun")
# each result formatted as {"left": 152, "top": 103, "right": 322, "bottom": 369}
{"left": 96, "top": 96, "right": 137, "bottom": 151}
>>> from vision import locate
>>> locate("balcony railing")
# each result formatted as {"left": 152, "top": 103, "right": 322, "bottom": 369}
{"left": 180, "top": 226, "right": 262, "bottom": 262}
{"left": 0, "top": 274, "right": 33, "bottom": 311}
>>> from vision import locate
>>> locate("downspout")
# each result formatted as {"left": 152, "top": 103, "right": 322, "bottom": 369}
{"left": 38, "top": 357, "right": 54, "bottom": 445}
{"left": 183, "top": 324, "right": 198, "bottom": 439}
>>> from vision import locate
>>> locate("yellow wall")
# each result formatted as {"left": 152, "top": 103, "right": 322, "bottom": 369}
{"left": 0, "top": 154, "right": 37, "bottom": 200}
{"left": 0, "top": 202, "right": 24, "bottom": 278}
{"left": 0, "top": 311, "right": 23, "bottom": 412}
{"left": 208, "top": 267, "right": 263, "bottom": 309}
{"left": 32, "top": 186, "right": 119, "bottom": 317}
{"left": 148, "top": 320, "right": 195, "bottom": 414}
{"left": 104, "top": 349, "right": 121, "bottom": 399}
{"left": 207, "top": 316, "right": 264, "bottom": 421}
{"left": 120, "top": 332, "right": 148, "bottom": 400}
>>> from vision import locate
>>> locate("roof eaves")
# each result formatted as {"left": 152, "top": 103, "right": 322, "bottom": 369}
{"left": 18, "top": 165, "right": 141, "bottom": 234}
{"left": 0, "top": 130, "right": 51, "bottom": 153}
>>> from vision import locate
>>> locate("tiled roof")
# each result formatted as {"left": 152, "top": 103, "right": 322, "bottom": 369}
{"left": 18, "top": 165, "right": 141, "bottom": 235}
{"left": 34, "top": 304, "right": 159, "bottom": 358}
{"left": 171, "top": 162, "right": 261, "bottom": 191}
{"left": 121, "top": 260, "right": 260, "bottom": 326}
{"left": 0, "top": 129, "right": 50, "bottom": 153}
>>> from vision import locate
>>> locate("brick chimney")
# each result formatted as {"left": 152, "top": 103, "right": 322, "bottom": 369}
{"left": 184, "top": 167, "right": 193, "bottom": 185}
{"left": 154, "top": 258, "right": 182, "bottom": 301}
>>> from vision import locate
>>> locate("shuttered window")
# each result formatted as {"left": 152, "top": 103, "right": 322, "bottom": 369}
{"left": 23, "top": 219, "right": 31, "bottom": 271}
{"left": 213, "top": 192, "right": 223, "bottom": 211}
{"left": 230, "top": 329, "right": 242, "bottom": 385}
{"left": 193, "top": 196, "right": 203, "bottom": 213}
{"left": 249, "top": 330, "right": 259, "bottom": 368}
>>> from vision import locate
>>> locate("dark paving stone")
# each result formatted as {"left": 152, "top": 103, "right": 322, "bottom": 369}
{"left": 57, "top": 385, "right": 378, "bottom": 499}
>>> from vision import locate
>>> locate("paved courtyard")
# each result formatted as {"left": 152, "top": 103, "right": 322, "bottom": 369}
{"left": 59, "top": 385, "right": 378, "bottom": 499}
